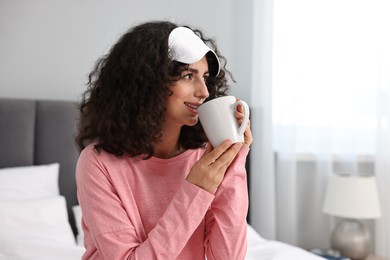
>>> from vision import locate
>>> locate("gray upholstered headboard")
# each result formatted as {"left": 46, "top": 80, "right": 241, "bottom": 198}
{"left": 0, "top": 98, "right": 79, "bottom": 235}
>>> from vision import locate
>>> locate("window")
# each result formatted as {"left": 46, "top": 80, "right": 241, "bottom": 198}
{"left": 272, "top": 0, "right": 388, "bottom": 154}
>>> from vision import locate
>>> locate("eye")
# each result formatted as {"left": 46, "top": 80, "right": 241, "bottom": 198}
{"left": 203, "top": 75, "right": 210, "bottom": 82}
{"left": 182, "top": 73, "right": 193, "bottom": 80}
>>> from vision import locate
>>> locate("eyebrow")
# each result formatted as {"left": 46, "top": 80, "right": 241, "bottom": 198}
{"left": 185, "top": 67, "right": 209, "bottom": 75}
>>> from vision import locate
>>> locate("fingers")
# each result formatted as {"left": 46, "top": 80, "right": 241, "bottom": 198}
{"left": 235, "top": 103, "right": 245, "bottom": 125}
{"left": 202, "top": 142, "right": 213, "bottom": 157}
{"left": 211, "top": 142, "right": 242, "bottom": 169}
{"left": 235, "top": 106, "right": 252, "bottom": 146}
{"left": 210, "top": 140, "right": 242, "bottom": 166}
{"left": 202, "top": 139, "right": 243, "bottom": 166}
{"left": 243, "top": 120, "right": 253, "bottom": 148}
{"left": 234, "top": 98, "right": 253, "bottom": 147}
{"left": 187, "top": 140, "right": 243, "bottom": 193}
{"left": 236, "top": 103, "right": 244, "bottom": 112}
{"left": 234, "top": 104, "right": 253, "bottom": 147}
{"left": 202, "top": 139, "right": 233, "bottom": 165}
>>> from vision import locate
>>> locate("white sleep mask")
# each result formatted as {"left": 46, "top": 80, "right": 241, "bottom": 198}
{"left": 168, "top": 27, "right": 220, "bottom": 77}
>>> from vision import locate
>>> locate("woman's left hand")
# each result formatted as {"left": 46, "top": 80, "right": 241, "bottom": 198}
{"left": 235, "top": 99, "right": 253, "bottom": 148}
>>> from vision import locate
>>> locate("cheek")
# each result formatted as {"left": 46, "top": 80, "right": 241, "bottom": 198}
{"left": 171, "top": 81, "right": 193, "bottom": 96}
{"left": 165, "top": 93, "right": 182, "bottom": 114}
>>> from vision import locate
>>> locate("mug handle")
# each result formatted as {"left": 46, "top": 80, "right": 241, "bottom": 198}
{"left": 233, "top": 100, "right": 250, "bottom": 136}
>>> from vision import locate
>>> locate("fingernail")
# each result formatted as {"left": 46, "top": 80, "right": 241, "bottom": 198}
{"left": 224, "top": 139, "right": 233, "bottom": 145}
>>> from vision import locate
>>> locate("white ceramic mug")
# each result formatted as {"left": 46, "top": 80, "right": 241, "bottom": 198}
{"left": 198, "top": 96, "right": 250, "bottom": 147}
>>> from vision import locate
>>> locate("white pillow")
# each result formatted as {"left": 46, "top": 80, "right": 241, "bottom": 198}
{"left": 72, "top": 205, "right": 84, "bottom": 246}
{"left": 0, "top": 196, "right": 76, "bottom": 257}
{"left": 0, "top": 163, "right": 60, "bottom": 200}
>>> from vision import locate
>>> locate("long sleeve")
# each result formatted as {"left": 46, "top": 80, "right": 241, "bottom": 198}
{"left": 204, "top": 147, "right": 250, "bottom": 260}
{"left": 76, "top": 146, "right": 216, "bottom": 260}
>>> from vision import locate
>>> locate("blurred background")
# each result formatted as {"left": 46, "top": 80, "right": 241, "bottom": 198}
{"left": 1, "top": 0, "right": 389, "bottom": 258}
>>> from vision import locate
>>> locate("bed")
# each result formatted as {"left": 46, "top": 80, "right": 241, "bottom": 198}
{"left": 0, "top": 98, "right": 324, "bottom": 260}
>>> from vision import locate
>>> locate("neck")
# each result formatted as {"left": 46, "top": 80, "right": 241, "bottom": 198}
{"left": 153, "top": 123, "right": 184, "bottom": 159}
{"left": 153, "top": 141, "right": 183, "bottom": 159}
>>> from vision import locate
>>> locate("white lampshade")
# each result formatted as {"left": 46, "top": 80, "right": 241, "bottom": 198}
{"left": 322, "top": 174, "right": 381, "bottom": 219}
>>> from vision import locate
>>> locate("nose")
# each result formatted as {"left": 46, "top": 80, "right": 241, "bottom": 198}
{"left": 195, "top": 80, "right": 209, "bottom": 100}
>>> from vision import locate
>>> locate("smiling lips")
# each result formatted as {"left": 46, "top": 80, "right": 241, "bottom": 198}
{"left": 185, "top": 102, "right": 200, "bottom": 113}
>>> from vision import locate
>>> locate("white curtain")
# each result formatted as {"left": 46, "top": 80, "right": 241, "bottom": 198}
{"left": 249, "top": 0, "right": 276, "bottom": 240}
{"left": 250, "top": 0, "right": 390, "bottom": 256}
{"left": 375, "top": 1, "right": 390, "bottom": 255}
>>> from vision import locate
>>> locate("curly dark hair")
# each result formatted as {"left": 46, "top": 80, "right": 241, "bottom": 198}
{"left": 75, "top": 20, "right": 232, "bottom": 158}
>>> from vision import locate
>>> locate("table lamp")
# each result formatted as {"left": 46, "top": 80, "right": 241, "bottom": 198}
{"left": 322, "top": 173, "right": 381, "bottom": 260}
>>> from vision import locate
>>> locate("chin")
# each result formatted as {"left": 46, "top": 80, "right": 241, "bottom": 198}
{"left": 185, "top": 117, "right": 199, "bottom": 126}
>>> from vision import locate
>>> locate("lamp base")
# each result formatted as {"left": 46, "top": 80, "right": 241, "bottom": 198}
{"left": 331, "top": 219, "right": 370, "bottom": 260}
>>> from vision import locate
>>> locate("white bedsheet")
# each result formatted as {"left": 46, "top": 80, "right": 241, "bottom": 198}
{"left": 0, "top": 243, "right": 84, "bottom": 260}
{"left": 245, "top": 224, "right": 325, "bottom": 260}
{"left": 0, "top": 224, "right": 324, "bottom": 260}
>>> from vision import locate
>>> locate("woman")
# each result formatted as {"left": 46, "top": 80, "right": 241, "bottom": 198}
{"left": 75, "top": 20, "right": 252, "bottom": 259}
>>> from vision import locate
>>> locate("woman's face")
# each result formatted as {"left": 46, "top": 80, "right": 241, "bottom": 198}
{"left": 165, "top": 56, "right": 210, "bottom": 128}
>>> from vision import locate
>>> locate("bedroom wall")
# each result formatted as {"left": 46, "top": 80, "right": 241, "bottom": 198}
{"left": 294, "top": 159, "right": 376, "bottom": 250}
{"left": 0, "top": 0, "right": 254, "bottom": 104}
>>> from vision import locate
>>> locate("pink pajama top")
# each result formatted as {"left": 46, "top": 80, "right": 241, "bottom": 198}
{"left": 76, "top": 144, "right": 249, "bottom": 260}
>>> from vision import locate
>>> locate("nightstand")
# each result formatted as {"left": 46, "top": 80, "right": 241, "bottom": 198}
{"left": 308, "top": 249, "right": 387, "bottom": 260}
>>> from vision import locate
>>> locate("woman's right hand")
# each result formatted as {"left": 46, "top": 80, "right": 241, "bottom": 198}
{"left": 186, "top": 140, "right": 242, "bottom": 193}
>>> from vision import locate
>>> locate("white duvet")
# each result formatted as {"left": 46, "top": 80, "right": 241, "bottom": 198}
{"left": 245, "top": 225, "right": 325, "bottom": 260}
{"left": 0, "top": 224, "right": 323, "bottom": 260}
{"left": 0, "top": 243, "right": 84, "bottom": 260}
